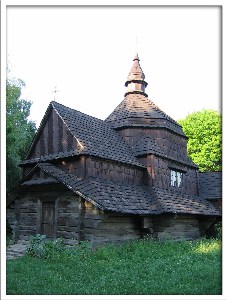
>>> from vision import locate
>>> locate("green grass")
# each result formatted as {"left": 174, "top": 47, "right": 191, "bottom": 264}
{"left": 6, "top": 238, "right": 222, "bottom": 295}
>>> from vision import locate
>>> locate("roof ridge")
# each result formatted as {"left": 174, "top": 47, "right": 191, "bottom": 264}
{"left": 22, "top": 101, "right": 144, "bottom": 168}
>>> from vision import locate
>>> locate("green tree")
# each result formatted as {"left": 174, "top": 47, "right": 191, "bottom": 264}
{"left": 178, "top": 110, "right": 222, "bottom": 172}
{"left": 6, "top": 78, "right": 36, "bottom": 192}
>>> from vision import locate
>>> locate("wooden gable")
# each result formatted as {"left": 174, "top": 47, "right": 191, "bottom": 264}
{"left": 26, "top": 106, "right": 77, "bottom": 160}
{"left": 22, "top": 167, "right": 58, "bottom": 184}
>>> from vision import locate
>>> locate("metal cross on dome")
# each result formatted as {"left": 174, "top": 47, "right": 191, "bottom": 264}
{"left": 52, "top": 86, "right": 60, "bottom": 101}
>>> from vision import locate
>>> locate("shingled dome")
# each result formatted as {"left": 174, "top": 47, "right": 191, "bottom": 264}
{"left": 105, "top": 55, "right": 186, "bottom": 137}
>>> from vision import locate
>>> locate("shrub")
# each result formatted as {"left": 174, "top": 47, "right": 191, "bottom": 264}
{"left": 26, "top": 234, "right": 47, "bottom": 258}
{"left": 26, "top": 234, "right": 66, "bottom": 259}
{"left": 42, "top": 238, "right": 65, "bottom": 259}
{"left": 26, "top": 235, "right": 94, "bottom": 260}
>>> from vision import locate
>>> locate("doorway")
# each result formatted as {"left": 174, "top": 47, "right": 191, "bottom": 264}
{"left": 41, "top": 201, "right": 56, "bottom": 237}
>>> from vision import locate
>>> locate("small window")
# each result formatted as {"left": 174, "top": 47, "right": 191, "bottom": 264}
{"left": 171, "top": 170, "right": 183, "bottom": 188}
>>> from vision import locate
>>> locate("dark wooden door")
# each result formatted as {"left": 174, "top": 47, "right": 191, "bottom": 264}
{"left": 41, "top": 201, "right": 55, "bottom": 237}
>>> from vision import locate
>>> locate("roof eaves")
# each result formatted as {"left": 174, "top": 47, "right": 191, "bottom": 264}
{"left": 37, "top": 163, "right": 105, "bottom": 211}
{"left": 20, "top": 151, "right": 146, "bottom": 169}
{"left": 121, "top": 124, "right": 186, "bottom": 138}
{"left": 136, "top": 151, "right": 198, "bottom": 169}
{"left": 7, "top": 164, "right": 41, "bottom": 206}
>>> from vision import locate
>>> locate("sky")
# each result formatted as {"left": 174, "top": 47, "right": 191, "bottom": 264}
{"left": 7, "top": 6, "right": 221, "bottom": 128}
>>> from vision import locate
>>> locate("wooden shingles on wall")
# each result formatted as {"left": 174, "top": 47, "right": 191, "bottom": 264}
{"left": 58, "top": 158, "right": 84, "bottom": 178}
{"left": 48, "top": 107, "right": 54, "bottom": 154}
{"left": 145, "top": 151, "right": 198, "bottom": 195}
{"left": 43, "top": 117, "right": 49, "bottom": 156}
{"left": 28, "top": 108, "right": 79, "bottom": 161}
{"left": 86, "top": 157, "right": 143, "bottom": 185}
{"left": 183, "top": 168, "right": 198, "bottom": 196}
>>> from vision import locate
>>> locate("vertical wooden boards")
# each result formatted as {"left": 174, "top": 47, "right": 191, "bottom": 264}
{"left": 27, "top": 109, "right": 78, "bottom": 160}
{"left": 78, "top": 196, "right": 85, "bottom": 242}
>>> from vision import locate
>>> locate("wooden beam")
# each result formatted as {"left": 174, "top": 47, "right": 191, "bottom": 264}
{"left": 78, "top": 196, "right": 85, "bottom": 242}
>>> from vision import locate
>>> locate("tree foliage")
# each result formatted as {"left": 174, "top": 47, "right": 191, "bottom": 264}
{"left": 6, "top": 79, "right": 36, "bottom": 192}
{"left": 178, "top": 110, "right": 222, "bottom": 172}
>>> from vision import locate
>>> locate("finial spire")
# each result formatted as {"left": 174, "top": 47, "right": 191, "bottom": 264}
{"left": 135, "top": 36, "right": 138, "bottom": 53}
{"left": 124, "top": 53, "right": 148, "bottom": 97}
{"left": 134, "top": 52, "right": 139, "bottom": 61}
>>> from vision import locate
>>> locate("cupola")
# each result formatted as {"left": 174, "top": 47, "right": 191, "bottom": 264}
{"left": 124, "top": 53, "right": 148, "bottom": 97}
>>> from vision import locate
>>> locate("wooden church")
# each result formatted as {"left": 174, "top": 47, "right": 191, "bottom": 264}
{"left": 7, "top": 54, "right": 221, "bottom": 247}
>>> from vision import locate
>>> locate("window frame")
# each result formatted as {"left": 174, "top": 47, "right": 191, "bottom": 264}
{"left": 170, "top": 169, "right": 183, "bottom": 188}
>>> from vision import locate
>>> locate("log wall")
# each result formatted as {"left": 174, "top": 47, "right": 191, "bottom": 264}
{"left": 91, "top": 213, "right": 142, "bottom": 247}
{"left": 7, "top": 185, "right": 208, "bottom": 247}
{"left": 7, "top": 191, "right": 143, "bottom": 247}
{"left": 7, "top": 186, "right": 83, "bottom": 245}
{"left": 7, "top": 196, "right": 38, "bottom": 241}
{"left": 55, "top": 192, "right": 80, "bottom": 244}
{"left": 152, "top": 215, "right": 200, "bottom": 241}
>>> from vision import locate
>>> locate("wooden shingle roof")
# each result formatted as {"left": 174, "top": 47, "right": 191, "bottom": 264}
{"left": 105, "top": 94, "right": 185, "bottom": 137}
{"left": 133, "top": 136, "right": 166, "bottom": 157}
{"left": 22, "top": 163, "right": 219, "bottom": 216}
{"left": 151, "top": 187, "right": 220, "bottom": 216}
{"left": 126, "top": 53, "right": 145, "bottom": 81}
{"left": 36, "top": 162, "right": 162, "bottom": 214}
{"left": 199, "top": 172, "right": 222, "bottom": 200}
{"left": 21, "top": 101, "right": 144, "bottom": 168}
{"left": 133, "top": 136, "right": 197, "bottom": 168}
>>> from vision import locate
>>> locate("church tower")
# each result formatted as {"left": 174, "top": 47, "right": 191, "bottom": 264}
{"left": 105, "top": 54, "right": 199, "bottom": 196}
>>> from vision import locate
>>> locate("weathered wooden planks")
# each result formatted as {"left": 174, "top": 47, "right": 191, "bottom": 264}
{"left": 152, "top": 215, "right": 200, "bottom": 241}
